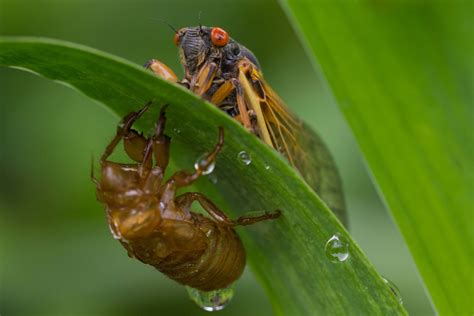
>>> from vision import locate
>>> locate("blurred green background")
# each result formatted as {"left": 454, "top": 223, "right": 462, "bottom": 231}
{"left": 0, "top": 0, "right": 434, "bottom": 315}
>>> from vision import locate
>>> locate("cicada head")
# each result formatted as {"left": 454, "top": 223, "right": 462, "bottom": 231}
{"left": 173, "top": 26, "right": 260, "bottom": 77}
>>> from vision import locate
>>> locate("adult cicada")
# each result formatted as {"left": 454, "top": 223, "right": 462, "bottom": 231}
{"left": 145, "top": 26, "right": 347, "bottom": 226}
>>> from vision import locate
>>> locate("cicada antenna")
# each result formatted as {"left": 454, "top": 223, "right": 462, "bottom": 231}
{"left": 198, "top": 11, "right": 203, "bottom": 33}
{"left": 150, "top": 18, "right": 178, "bottom": 34}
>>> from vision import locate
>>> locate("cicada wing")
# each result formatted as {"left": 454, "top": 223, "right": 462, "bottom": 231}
{"left": 242, "top": 65, "right": 348, "bottom": 227}
{"left": 292, "top": 122, "right": 348, "bottom": 226}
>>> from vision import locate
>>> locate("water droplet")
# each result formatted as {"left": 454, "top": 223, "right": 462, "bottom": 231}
{"left": 264, "top": 165, "right": 271, "bottom": 170}
{"left": 194, "top": 153, "right": 215, "bottom": 175}
{"left": 382, "top": 277, "right": 403, "bottom": 305}
{"left": 173, "top": 127, "right": 181, "bottom": 134}
{"left": 186, "top": 286, "right": 234, "bottom": 312}
{"left": 208, "top": 174, "right": 218, "bottom": 184}
{"left": 237, "top": 151, "right": 252, "bottom": 165}
{"left": 325, "top": 233, "right": 349, "bottom": 262}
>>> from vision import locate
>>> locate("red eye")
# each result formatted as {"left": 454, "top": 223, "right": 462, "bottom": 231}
{"left": 210, "top": 27, "right": 229, "bottom": 47}
{"left": 173, "top": 32, "right": 180, "bottom": 46}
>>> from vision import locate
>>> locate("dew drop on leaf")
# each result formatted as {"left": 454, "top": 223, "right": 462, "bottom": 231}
{"left": 325, "top": 233, "right": 350, "bottom": 262}
{"left": 382, "top": 277, "right": 403, "bottom": 305}
{"left": 237, "top": 151, "right": 252, "bottom": 165}
{"left": 194, "top": 152, "right": 216, "bottom": 175}
{"left": 186, "top": 286, "right": 234, "bottom": 312}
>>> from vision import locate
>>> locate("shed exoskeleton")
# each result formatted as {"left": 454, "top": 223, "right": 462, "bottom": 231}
{"left": 93, "top": 102, "right": 280, "bottom": 291}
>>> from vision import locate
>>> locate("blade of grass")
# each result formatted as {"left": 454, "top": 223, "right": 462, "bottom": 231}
{"left": 278, "top": 1, "right": 473, "bottom": 315}
{"left": 0, "top": 37, "right": 407, "bottom": 315}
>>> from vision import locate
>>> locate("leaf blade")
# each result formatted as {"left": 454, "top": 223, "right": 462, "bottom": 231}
{"left": 0, "top": 37, "right": 407, "bottom": 315}
{"left": 278, "top": 1, "right": 473, "bottom": 314}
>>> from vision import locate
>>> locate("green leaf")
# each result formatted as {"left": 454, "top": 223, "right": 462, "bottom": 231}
{"left": 278, "top": 1, "right": 473, "bottom": 315}
{"left": 0, "top": 37, "right": 406, "bottom": 315}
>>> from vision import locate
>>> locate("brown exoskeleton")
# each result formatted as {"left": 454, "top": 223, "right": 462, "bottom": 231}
{"left": 145, "top": 25, "right": 347, "bottom": 226}
{"left": 93, "top": 102, "right": 280, "bottom": 291}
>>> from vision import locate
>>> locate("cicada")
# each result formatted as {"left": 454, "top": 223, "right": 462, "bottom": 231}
{"left": 145, "top": 26, "right": 347, "bottom": 225}
{"left": 93, "top": 102, "right": 280, "bottom": 291}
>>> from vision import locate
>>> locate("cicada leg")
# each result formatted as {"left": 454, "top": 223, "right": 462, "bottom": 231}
{"left": 168, "top": 127, "right": 224, "bottom": 187}
{"left": 232, "top": 210, "right": 281, "bottom": 226}
{"left": 210, "top": 78, "right": 253, "bottom": 132}
{"left": 209, "top": 79, "right": 234, "bottom": 105}
{"left": 166, "top": 127, "right": 224, "bottom": 188}
{"left": 151, "top": 104, "right": 171, "bottom": 171}
{"left": 144, "top": 59, "right": 178, "bottom": 82}
{"left": 100, "top": 101, "right": 152, "bottom": 163}
{"left": 237, "top": 60, "right": 273, "bottom": 146}
{"left": 191, "top": 60, "right": 218, "bottom": 96}
{"left": 234, "top": 79, "right": 253, "bottom": 132}
{"left": 175, "top": 192, "right": 281, "bottom": 226}
{"left": 157, "top": 127, "right": 223, "bottom": 213}
{"left": 134, "top": 104, "right": 171, "bottom": 181}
